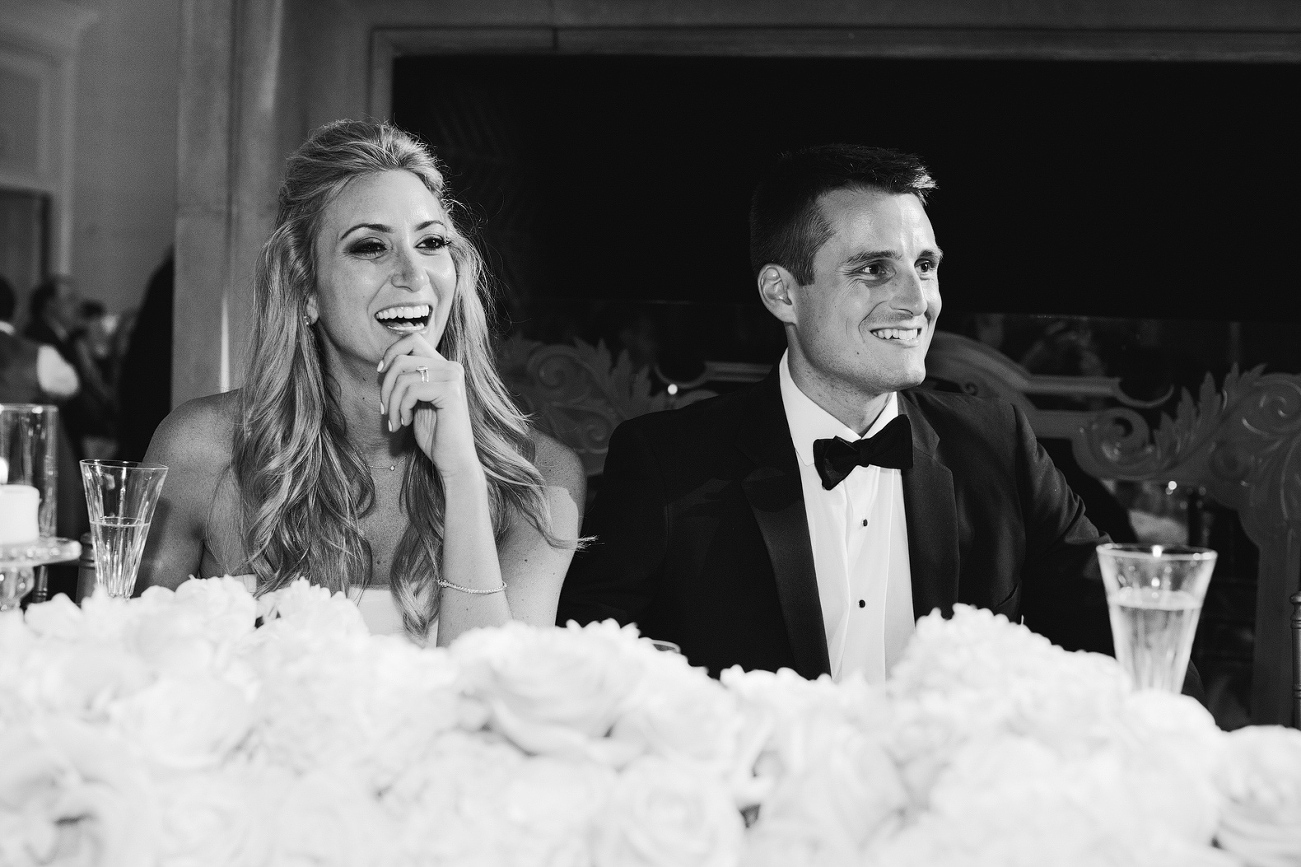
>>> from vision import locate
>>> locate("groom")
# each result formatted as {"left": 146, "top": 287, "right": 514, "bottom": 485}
{"left": 557, "top": 145, "right": 1118, "bottom": 683}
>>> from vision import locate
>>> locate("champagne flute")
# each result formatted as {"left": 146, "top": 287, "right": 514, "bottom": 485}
{"left": 80, "top": 460, "right": 168, "bottom": 598}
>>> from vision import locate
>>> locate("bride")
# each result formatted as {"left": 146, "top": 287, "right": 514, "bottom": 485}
{"left": 138, "top": 119, "right": 584, "bottom": 645}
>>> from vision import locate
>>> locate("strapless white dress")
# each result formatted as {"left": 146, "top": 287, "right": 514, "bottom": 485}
{"left": 237, "top": 576, "right": 433, "bottom": 643}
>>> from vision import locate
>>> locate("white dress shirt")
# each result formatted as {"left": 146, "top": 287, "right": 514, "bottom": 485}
{"left": 779, "top": 353, "right": 914, "bottom": 683}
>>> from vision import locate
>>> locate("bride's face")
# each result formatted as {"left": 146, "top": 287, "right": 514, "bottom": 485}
{"left": 308, "top": 169, "right": 458, "bottom": 367}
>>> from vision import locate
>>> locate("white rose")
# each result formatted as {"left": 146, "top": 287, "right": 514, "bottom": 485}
{"left": 155, "top": 760, "right": 288, "bottom": 867}
{"left": 725, "top": 666, "right": 892, "bottom": 809}
{"left": 0, "top": 719, "right": 158, "bottom": 867}
{"left": 453, "top": 620, "right": 645, "bottom": 764}
{"left": 742, "top": 820, "right": 859, "bottom": 867}
{"left": 1215, "top": 725, "right": 1301, "bottom": 867}
{"left": 124, "top": 606, "right": 221, "bottom": 680}
{"left": 594, "top": 755, "right": 744, "bottom": 867}
{"left": 384, "top": 731, "right": 526, "bottom": 866}
{"left": 613, "top": 652, "right": 744, "bottom": 770}
{"left": 77, "top": 586, "right": 174, "bottom": 642}
{"left": 22, "top": 593, "right": 86, "bottom": 640}
{"left": 249, "top": 632, "right": 460, "bottom": 788}
{"left": 1110, "top": 690, "right": 1224, "bottom": 844}
{"left": 258, "top": 579, "right": 368, "bottom": 638}
{"left": 502, "top": 755, "right": 618, "bottom": 865}
{"left": 348, "top": 637, "right": 462, "bottom": 788}
{"left": 268, "top": 764, "right": 398, "bottom": 867}
{"left": 759, "top": 716, "right": 907, "bottom": 854}
{"left": 171, "top": 575, "right": 258, "bottom": 643}
{"left": 0, "top": 613, "right": 37, "bottom": 724}
{"left": 111, "top": 672, "right": 253, "bottom": 771}
{"left": 27, "top": 640, "right": 153, "bottom": 721}
{"left": 247, "top": 632, "right": 380, "bottom": 774}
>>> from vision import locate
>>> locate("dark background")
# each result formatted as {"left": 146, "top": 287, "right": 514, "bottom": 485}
{"left": 393, "top": 55, "right": 1297, "bottom": 323}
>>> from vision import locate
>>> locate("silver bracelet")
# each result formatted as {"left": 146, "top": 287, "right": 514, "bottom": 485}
{"left": 436, "top": 577, "right": 507, "bottom": 595}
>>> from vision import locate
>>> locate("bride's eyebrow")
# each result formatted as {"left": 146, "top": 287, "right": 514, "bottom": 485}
{"left": 340, "top": 222, "right": 390, "bottom": 240}
{"left": 340, "top": 218, "right": 446, "bottom": 240}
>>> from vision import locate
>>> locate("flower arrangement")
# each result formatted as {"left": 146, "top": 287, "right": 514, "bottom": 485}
{"left": 1, "top": 577, "right": 1298, "bottom": 867}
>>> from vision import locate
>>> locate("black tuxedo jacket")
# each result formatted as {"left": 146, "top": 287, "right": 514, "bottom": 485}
{"left": 558, "top": 371, "right": 1116, "bottom": 679}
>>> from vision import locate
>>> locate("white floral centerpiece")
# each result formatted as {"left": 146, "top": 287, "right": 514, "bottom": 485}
{"left": 1, "top": 577, "right": 1298, "bottom": 867}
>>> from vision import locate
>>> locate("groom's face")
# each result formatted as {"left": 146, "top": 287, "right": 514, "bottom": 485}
{"left": 785, "top": 187, "right": 942, "bottom": 403}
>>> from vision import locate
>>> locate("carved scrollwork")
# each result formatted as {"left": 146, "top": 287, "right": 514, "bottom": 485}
{"left": 496, "top": 335, "right": 715, "bottom": 476}
{"left": 1078, "top": 407, "right": 1157, "bottom": 473}
{"left": 1071, "top": 366, "right": 1301, "bottom": 536}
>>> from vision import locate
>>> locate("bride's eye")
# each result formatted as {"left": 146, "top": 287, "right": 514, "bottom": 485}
{"left": 419, "top": 235, "right": 448, "bottom": 252}
{"left": 347, "top": 239, "right": 386, "bottom": 257}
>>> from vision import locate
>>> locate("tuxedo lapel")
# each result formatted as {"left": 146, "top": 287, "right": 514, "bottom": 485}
{"left": 736, "top": 373, "right": 830, "bottom": 679}
{"left": 899, "top": 392, "right": 960, "bottom": 620}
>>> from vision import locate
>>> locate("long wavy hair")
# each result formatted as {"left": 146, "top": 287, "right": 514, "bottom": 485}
{"left": 233, "top": 119, "right": 562, "bottom": 637}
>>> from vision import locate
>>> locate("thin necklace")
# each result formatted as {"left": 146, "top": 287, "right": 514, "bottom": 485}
{"left": 365, "top": 455, "right": 406, "bottom": 472}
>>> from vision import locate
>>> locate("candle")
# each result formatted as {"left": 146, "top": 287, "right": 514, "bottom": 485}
{"left": 0, "top": 485, "right": 40, "bottom": 545}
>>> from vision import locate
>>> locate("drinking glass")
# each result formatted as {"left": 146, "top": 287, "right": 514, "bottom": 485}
{"left": 0, "top": 404, "right": 60, "bottom": 604}
{"left": 79, "top": 460, "right": 168, "bottom": 599}
{"left": 1096, "top": 543, "right": 1217, "bottom": 692}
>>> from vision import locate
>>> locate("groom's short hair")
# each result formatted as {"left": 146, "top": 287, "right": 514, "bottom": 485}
{"left": 749, "top": 144, "right": 936, "bottom": 285}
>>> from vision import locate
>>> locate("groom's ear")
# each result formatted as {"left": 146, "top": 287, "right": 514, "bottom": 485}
{"left": 757, "top": 265, "right": 797, "bottom": 325}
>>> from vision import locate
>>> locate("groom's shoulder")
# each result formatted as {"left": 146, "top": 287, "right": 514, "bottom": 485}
{"left": 902, "top": 386, "right": 1023, "bottom": 437}
{"left": 619, "top": 378, "right": 769, "bottom": 441}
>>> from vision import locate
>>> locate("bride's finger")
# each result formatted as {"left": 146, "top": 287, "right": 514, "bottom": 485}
{"left": 380, "top": 353, "right": 441, "bottom": 414}
{"left": 377, "top": 332, "right": 441, "bottom": 376}
{"left": 387, "top": 363, "right": 463, "bottom": 431}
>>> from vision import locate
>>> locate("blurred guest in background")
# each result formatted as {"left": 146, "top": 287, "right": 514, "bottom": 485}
{"left": 24, "top": 275, "right": 118, "bottom": 458}
{"left": 115, "top": 252, "right": 173, "bottom": 462}
{"left": 23, "top": 275, "right": 81, "bottom": 364}
{"left": 67, "top": 300, "right": 120, "bottom": 458}
{"left": 0, "top": 274, "right": 80, "bottom": 404}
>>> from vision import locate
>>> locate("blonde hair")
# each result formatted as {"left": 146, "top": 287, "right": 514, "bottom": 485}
{"left": 233, "top": 119, "right": 558, "bottom": 637}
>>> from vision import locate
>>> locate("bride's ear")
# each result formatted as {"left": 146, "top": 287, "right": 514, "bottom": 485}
{"left": 304, "top": 294, "right": 319, "bottom": 326}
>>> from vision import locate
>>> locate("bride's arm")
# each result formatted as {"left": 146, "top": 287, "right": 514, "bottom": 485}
{"left": 434, "top": 433, "right": 584, "bottom": 645}
{"left": 136, "top": 394, "right": 231, "bottom": 591}
{"left": 497, "top": 433, "right": 584, "bottom": 626}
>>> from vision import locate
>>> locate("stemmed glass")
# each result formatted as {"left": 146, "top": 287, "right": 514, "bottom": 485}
{"left": 79, "top": 460, "right": 168, "bottom": 599}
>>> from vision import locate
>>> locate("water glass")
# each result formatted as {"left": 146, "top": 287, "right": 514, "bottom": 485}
{"left": 0, "top": 405, "right": 59, "bottom": 535}
{"left": 80, "top": 460, "right": 168, "bottom": 598}
{"left": 1096, "top": 543, "right": 1217, "bottom": 692}
{"left": 0, "top": 404, "right": 60, "bottom": 604}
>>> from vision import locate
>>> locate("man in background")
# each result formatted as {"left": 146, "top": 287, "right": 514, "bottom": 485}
{"left": 0, "top": 275, "right": 79, "bottom": 404}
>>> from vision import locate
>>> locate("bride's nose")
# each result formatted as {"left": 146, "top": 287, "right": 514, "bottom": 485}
{"left": 390, "top": 244, "right": 429, "bottom": 291}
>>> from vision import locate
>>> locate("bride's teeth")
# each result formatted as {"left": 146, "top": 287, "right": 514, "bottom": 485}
{"left": 376, "top": 304, "right": 431, "bottom": 321}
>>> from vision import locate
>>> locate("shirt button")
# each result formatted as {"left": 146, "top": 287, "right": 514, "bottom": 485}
{"left": 858, "top": 599, "right": 866, "bottom": 608}
{"left": 861, "top": 518, "right": 868, "bottom": 527}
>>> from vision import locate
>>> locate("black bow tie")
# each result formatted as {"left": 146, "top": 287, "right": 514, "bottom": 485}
{"left": 812, "top": 415, "right": 913, "bottom": 490}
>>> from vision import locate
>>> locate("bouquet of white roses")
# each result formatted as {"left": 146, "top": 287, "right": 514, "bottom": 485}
{"left": 1, "top": 578, "right": 1296, "bottom": 867}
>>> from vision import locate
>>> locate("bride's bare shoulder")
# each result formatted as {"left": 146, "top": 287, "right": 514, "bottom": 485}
{"left": 145, "top": 390, "right": 241, "bottom": 469}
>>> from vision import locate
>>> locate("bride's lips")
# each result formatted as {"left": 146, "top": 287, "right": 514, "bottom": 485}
{"left": 375, "top": 303, "right": 432, "bottom": 333}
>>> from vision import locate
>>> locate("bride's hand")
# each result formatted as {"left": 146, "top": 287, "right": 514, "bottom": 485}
{"left": 378, "top": 333, "right": 479, "bottom": 478}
